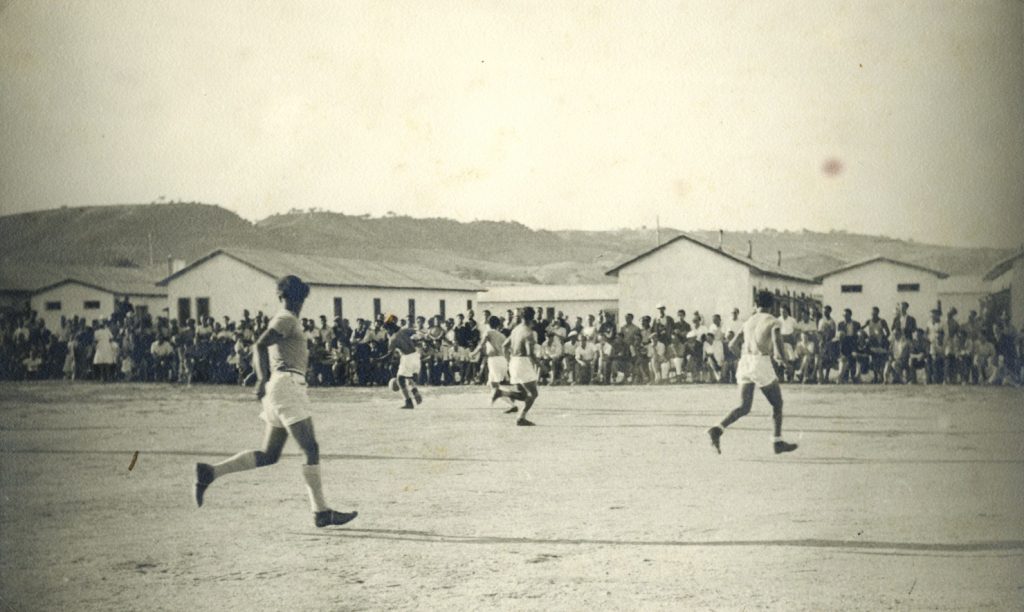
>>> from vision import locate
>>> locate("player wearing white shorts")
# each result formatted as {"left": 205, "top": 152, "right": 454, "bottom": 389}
{"left": 384, "top": 314, "right": 424, "bottom": 409}
{"left": 707, "top": 290, "right": 798, "bottom": 455}
{"left": 194, "top": 275, "right": 357, "bottom": 528}
{"left": 471, "top": 315, "right": 514, "bottom": 410}
{"left": 493, "top": 307, "right": 540, "bottom": 426}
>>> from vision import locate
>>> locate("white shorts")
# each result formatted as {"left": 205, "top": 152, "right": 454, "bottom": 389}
{"left": 487, "top": 355, "right": 508, "bottom": 385}
{"left": 736, "top": 354, "right": 778, "bottom": 388}
{"left": 398, "top": 352, "right": 421, "bottom": 378}
{"left": 260, "top": 372, "right": 311, "bottom": 428}
{"left": 509, "top": 356, "right": 538, "bottom": 385}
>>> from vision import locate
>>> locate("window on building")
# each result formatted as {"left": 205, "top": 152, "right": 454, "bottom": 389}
{"left": 439, "top": 299, "right": 446, "bottom": 320}
{"left": 408, "top": 298, "right": 416, "bottom": 321}
{"left": 547, "top": 307, "right": 556, "bottom": 321}
{"left": 333, "top": 297, "right": 343, "bottom": 319}
{"left": 135, "top": 305, "right": 149, "bottom": 319}
{"left": 897, "top": 283, "right": 920, "bottom": 292}
{"left": 373, "top": 298, "right": 381, "bottom": 317}
{"left": 84, "top": 300, "right": 101, "bottom": 310}
{"left": 196, "top": 297, "right": 210, "bottom": 319}
{"left": 45, "top": 301, "right": 61, "bottom": 311}
{"left": 178, "top": 297, "right": 191, "bottom": 324}
{"left": 466, "top": 299, "right": 473, "bottom": 312}
{"left": 841, "top": 284, "right": 863, "bottom": 293}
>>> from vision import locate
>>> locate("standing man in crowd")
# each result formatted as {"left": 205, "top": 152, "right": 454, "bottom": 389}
{"left": 817, "top": 305, "right": 838, "bottom": 383}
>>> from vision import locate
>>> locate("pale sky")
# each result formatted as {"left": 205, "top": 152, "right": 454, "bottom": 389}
{"left": 1, "top": 1, "right": 1022, "bottom": 248}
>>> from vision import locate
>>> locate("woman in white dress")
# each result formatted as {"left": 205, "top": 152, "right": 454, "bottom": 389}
{"left": 92, "top": 320, "right": 117, "bottom": 382}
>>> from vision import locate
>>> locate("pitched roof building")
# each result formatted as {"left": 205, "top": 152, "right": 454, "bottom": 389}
{"left": 606, "top": 233, "right": 820, "bottom": 321}
{"left": 158, "top": 248, "right": 481, "bottom": 324}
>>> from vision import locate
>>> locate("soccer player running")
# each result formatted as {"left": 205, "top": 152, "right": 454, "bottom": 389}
{"left": 707, "top": 290, "right": 799, "bottom": 455}
{"left": 194, "top": 275, "right": 357, "bottom": 528}
{"left": 383, "top": 314, "right": 424, "bottom": 409}
{"left": 493, "top": 306, "right": 541, "bottom": 426}
{"left": 472, "top": 315, "right": 515, "bottom": 411}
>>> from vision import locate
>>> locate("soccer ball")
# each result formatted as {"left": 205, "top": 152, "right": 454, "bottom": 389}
{"left": 388, "top": 377, "right": 400, "bottom": 392}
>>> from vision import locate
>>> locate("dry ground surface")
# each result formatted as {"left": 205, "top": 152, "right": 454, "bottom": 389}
{"left": 1, "top": 381, "right": 1023, "bottom": 611}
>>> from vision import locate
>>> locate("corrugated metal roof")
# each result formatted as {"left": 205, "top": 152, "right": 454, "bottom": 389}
{"left": 159, "top": 248, "right": 481, "bottom": 291}
{"left": 814, "top": 256, "right": 949, "bottom": 281}
{"left": 0, "top": 261, "right": 166, "bottom": 296}
{"left": 477, "top": 284, "right": 619, "bottom": 303}
{"left": 605, "top": 233, "right": 818, "bottom": 283}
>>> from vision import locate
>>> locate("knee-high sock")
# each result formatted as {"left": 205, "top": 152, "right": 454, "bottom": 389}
{"left": 212, "top": 451, "right": 258, "bottom": 479}
{"left": 301, "top": 464, "right": 329, "bottom": 513}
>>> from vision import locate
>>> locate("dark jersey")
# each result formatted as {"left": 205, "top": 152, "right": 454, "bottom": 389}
{"left": 388, "top": 328, "right": 418, "bottom": 356}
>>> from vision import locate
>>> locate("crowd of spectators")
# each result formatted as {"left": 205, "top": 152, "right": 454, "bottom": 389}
{"left": 1, "top": 297, "right": 1020, "bottom": 388}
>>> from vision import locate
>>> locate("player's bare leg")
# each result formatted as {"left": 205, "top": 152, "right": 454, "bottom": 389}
{"left": 195, "top": 424, "right": 287, "bottom": 507}
{"left": 397, "top": 376, "right": 415, "bottom": 409}
{"left": 761, "top": 382, "right": 798, "bottom": 454}
{"left": 490, "top": 382, "right": 516, "bottom": 411}
{"left": 495, "top": 384, "right": 526, "bottom": 413}
{"left": 707, "top": 382, "right": 754, "bottom": 454}
{"left": 516, "top": 382, "right": 539, "bottom": 426}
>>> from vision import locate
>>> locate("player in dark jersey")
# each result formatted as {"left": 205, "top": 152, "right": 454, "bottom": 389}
{"left": 384, "top": 314, "right": 423, "bottom": 409}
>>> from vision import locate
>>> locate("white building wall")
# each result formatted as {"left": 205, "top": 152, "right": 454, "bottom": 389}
{"left": 165, "top": 253, "right": 478, "bottom": 324}
{"left": 304, "top": 286, "right": 476, "bottom": 323}
{"left": 474, "top": 298, "right": 618, "bottom": 323}
{"left": 750, "top": 273, "right": 821, "bottom": 312}
{"left": 989, "top": 258, "right": 1024, "bottom": 330}
{"left": 166, "top": 255, "right": 277, "bottom": 322}
{"left": 125, "top": 295, "right": 169, "bottom": 320}
{"left": 31, "top": 284, "right": 167, "bottom": 330}
{"left": 616, "top": 240, "right": 753, "bottom": 321}
{"left": 31, "top": 283, "right": 116, "bottom": 329}
{"left": 820, "top": 262, "right": 940, "bottom": 322}
{"left": 937, "top": 275, "right": 989, "bottom": 318}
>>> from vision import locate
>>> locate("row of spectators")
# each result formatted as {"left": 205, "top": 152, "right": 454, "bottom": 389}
{"left": 0, "top": 298, "right": 1020, "bottom": 387}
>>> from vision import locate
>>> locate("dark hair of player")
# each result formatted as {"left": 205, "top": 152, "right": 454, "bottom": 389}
{"left": 489, "top": 315, "right": 501, "bottom": 329}
{"left": 277, "top": 275, "right": 310, "bottom": 303}
{"left": 521, "top": 306, "right": 535, "bottom": 322}
{"left": 755, "top": 290, "right": 774, "bottom": 310}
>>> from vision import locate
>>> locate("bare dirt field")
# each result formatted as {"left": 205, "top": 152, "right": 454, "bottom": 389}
{"left": 1, "top": 381, "right": 1023, "bottom": 611}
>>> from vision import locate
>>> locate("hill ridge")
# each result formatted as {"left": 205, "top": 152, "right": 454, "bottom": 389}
{"left": 0, "top": 203, "right": 1011, "bottom": 284}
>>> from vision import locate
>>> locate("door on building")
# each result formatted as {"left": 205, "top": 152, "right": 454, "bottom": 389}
{"left": 985, "top": 288, "right": 1011, "bottom": 324}
{"left": 177, "top": 298, "right": 191, "bottom": 324}
{"left": 196, "top": 297, "right": 210, "bottom": 321}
